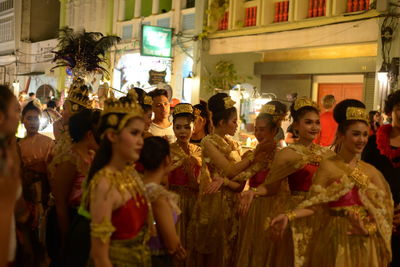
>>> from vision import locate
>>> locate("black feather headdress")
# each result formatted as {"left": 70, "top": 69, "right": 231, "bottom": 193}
{"left": 52, "top": 27, "right": 121, "bottom": 79}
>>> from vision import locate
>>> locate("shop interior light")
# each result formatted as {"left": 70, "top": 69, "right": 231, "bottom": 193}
{"left": 378, "top": 62, "right": 389, "bottom": 83}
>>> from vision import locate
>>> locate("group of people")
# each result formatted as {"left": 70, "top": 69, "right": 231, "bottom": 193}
{"left": 0, "top": 79, "right": 400, "bottom": 267}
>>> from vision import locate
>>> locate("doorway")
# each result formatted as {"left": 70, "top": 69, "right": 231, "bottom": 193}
{"left": 317, "top": 83, "right": 363, "bottom": 107}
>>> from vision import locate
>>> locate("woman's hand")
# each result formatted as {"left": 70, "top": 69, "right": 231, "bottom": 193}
{"left": 238, "top": 190, "right": 255, "bottom": 216}
{"left": 203, "top": 176, "right": 224, "bottom": 194}
{"left": 270, "top": 214, "right": 289, "bottom": 238}
{"left": 172, "top": 244, "right": 187, "bottom": 261}
{"left": 346, "top": 211, "right": 368, "bottom": 236}
{"left": 254, "top": 141, "right": 276, "bottom": 162}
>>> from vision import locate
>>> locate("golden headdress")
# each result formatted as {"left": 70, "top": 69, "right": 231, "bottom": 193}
{"left": 173, "top": 103, "right": 194, "bottom": 117}
{"left": 223, "top": 96, "right": 236, "bottom": 109}
{"left": 346, "top": 107, "right": 369, "bottom": 124}
{"left": 294, "top": 97, "right": 317, "bottom": 111}
{"left": 260, "top": 103, "right": 286, "bottom": 123}
{"left": 101, "top": 89, "right": 144, "bottom": 135}
{"left": 143, "top": 95, "right": 153, "bottom": 106}
{"left": 66, "top": 78, "right": 93, "bottom": 111}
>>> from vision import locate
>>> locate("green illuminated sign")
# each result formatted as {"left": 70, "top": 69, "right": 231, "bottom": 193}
{"left": 141, "top": 25, "right": 173, "bottom": 58}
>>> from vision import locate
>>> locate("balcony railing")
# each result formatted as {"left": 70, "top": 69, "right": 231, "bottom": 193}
{"left": 0, "top": 15, "right": 13, "bottom": 43}
{"left": 0, "top": 0, "right": 13, "bottom": 13}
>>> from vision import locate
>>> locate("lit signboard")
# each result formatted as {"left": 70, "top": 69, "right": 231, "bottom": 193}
{"left": 141, "top": 25, "right": 173, "bottom": 58}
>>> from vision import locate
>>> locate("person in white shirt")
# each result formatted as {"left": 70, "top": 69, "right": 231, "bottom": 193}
{"left": 148, "top": 89, "right": 176, "bottom": 143}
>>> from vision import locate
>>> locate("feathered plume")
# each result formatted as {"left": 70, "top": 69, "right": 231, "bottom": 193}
{"left": 52, "top": 27, "right": 121, "bottom": 79}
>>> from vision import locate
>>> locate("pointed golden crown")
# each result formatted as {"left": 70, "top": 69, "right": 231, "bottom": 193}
{"left": 294, "top": 97, "right": 317, "bottom": 111}
{"left": 102, "top": 89, "right": 143, "bottom": 119}
{"left": 346, "top": 107, "right": 369, "bottom": 124}
{"left": 67, "top": 78, "right": 93, "bottom": 110}
{"left": 173, "top": 103, "right": 194, "bottom": 116}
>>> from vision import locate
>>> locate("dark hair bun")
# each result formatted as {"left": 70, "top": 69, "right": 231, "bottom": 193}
{"left": 333, "top": 99, "right": 365, "bottom": 124}
{"left": 208, "top": 93, "right": 229, "bottom": 114}
{"left": 139, "top": 136, "right": 170, "bottom": 171}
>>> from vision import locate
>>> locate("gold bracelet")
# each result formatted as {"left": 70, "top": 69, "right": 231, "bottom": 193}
{"left": 91, "top": 217, "right": 116, "bottom": 244}
{"left": 365, "top": 223, "right": 377, "bottom": 236}
{"left": 223, "top": 178, "right": 229, "bottom": 186}
{"left": 285, "top": 210, "right": 297, "bottom": 222}
{"left": 249, "top": 187, "right": 257, "bottom": 192}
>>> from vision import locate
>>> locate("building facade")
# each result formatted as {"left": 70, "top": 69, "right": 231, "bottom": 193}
{"left": 198, "top": 0, "right": 394, "bottom": 113}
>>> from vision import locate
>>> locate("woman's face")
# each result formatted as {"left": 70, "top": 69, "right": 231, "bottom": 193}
{"left": 23, "top": 110, "right": 40, "bottom": 135}
{"left": 295, "top": 111, "right": 320, "bottom": 142}
{"left": 220, "top": 112, "right": 238, "bottom": 136}
{"left": 173, "top": 116, "right": 194, "bottom": 143}
{"left": 373, "top": 112, "right": 382, "bottom": 124}
{"left": 391, "top": 103, "right": 400, "bottom": 129}
{"left": 193, "top": 116, "right": 206, "bottom": 135}
{"left": 340, "top": 121, "right": 369, "bottom": 155}
{"left": 143, "top": 109, "right": 152, "bottom": 132}
{"left": 254, "top": 118, "right": 276, "bottom": 143}
{"left": 114, "top": 118, "right": 145, "bottom": 163}
{"left": 0, "top": 96, "right": 20, "bottom": 136}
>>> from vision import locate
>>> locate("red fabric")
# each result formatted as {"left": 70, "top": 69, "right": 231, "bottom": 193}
{"left": 111, "top": 196, "right": 148, "bottom": 240}
{"left": 288, "top": 164, "right": 319, "bottom": 192}
{"left": 68, "top": 172, "right": 86, "bottom": 206}
{"left": 328, "top": 187, "right": 363, "bottom": 207}
{"left": 168, "top": 165, "right": 200, "bottom": 186}
{"left": 318, "top": 111, "right": 337, "bottom": 146}
{"left": 376, "top": 124, "right": 400, "bottom": 168}
{"left": 135, "top": 162, "right": 145, "bottom": 173}
{"left": 249, "top": 169, "right": 269, "bottom": 188}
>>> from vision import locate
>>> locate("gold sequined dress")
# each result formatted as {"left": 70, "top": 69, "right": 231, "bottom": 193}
{"left": 263, "top": 143, "right": 334, "bottom": 267}
{"left": 295, "top": 155, "right": 393, "bottom": 267}
{"left": 187, "top": 134, "right": 242, "bottom": 267}
{"left": 168, "top": 142, "right": 201, "bottom": 267}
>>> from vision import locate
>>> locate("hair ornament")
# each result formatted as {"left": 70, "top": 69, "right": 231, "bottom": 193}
{"left": 346, "top": 107, "right": 369, "bottom": 124}
{"left": 223, "top": 96, "right": 236, "bottom": 109}
{"left": 173, "top": 103, "right": 194, "bottom": 116}
{"left": 294, "top": 97, "right": 317, "bottom": 111}
{"left": 144, "top": 95, "right": 153, "bottom": 105}
{"left": 260, "top": 104, "right": 276, "bottom": 115}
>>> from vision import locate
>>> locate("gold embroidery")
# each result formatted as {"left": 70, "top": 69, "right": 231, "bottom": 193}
{"left": 91, "top": 216, "right": 116, "bottom": 243}
{"left": 346, "top": 107, "right": 369, "bottom": 124}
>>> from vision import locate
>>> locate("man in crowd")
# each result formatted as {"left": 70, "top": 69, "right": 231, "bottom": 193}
{"left": 316, "top": 94, "right": 337, "bottom": 146}
{"left": 148, "top": 89, "right": 176, "bottom": 143}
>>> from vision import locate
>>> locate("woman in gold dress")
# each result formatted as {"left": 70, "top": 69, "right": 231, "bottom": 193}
{"left": 18, "top": 101, "right": 54, "bottom": 266}
{"left": 271, "top": 99, "right": 393, "bottom": 267}
{"left": 234, "top": 101, "right": 287, "bottom": 267}
{"left": 169, "top": 103, "right": 201, "bottom": 267}
{"left": 188, "top": 93, "right": 275, "bottom": 267}
{"left": 239, "top": 97, "right": 334, "bottom": 267}
{"left": 81, "top": 90, "right": 154, "bottom": 266}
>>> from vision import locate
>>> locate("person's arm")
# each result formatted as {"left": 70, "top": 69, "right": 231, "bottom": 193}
{"left": 152, "top": 196, "right": 186, "bottom": 260}
{"left": 53, "top": 161, "right": 76, "bottom": 240}
{"left": 90, "top": 177, "right": 115, "bottom": 267}
{"left": 0, "top": 148, "right": 20, "bottom": 267}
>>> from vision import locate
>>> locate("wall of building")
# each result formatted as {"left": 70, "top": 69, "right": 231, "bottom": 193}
{"left": 260, "top": 74, "right": 312, "bottom": 102}
{"left": 199, "top": 52, "right": 262, "bottom": 101}
{"left": 29, "top": 0, "right": 60, "bottom": 42}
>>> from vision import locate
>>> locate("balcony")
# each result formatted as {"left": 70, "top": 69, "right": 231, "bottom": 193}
{"left": 116, "top": 7, "right": 195, "bottom": 43}
{"left": 0, "top": 0, "right": 13, "bottom": 14}
{"left": 208, "top": 0, "right": 378, "bottom": 37}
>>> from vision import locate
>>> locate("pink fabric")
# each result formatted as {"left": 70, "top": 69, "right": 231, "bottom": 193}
{"left": 288, "top": 164, "right": 319, "bottom": 192}
{"left": 328, "top": 187, "right": 363, "bottom": 208}
{"left": 68, "top": 172, "right": 86, "bottom": 206}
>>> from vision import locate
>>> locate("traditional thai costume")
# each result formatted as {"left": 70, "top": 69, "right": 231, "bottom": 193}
{"left": 188, "top": 133, "right": 243, "bottom": 267}
{"left": 17, "top": 133, "right": 54, "bottom": 266}
{"left": 146, "top": 182, "right": 181, "bottom": 267}
{"left": 263, "top": 142, "right": 334, "bottom": 267}
{"left": 82, "top": 166, "right": 154, "bottom": 266}
{"left": 169, "top": 142, "right": 201, "bottom": 260}
{"left": 295, "top": 156, "right": 393, "bottom": 266}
